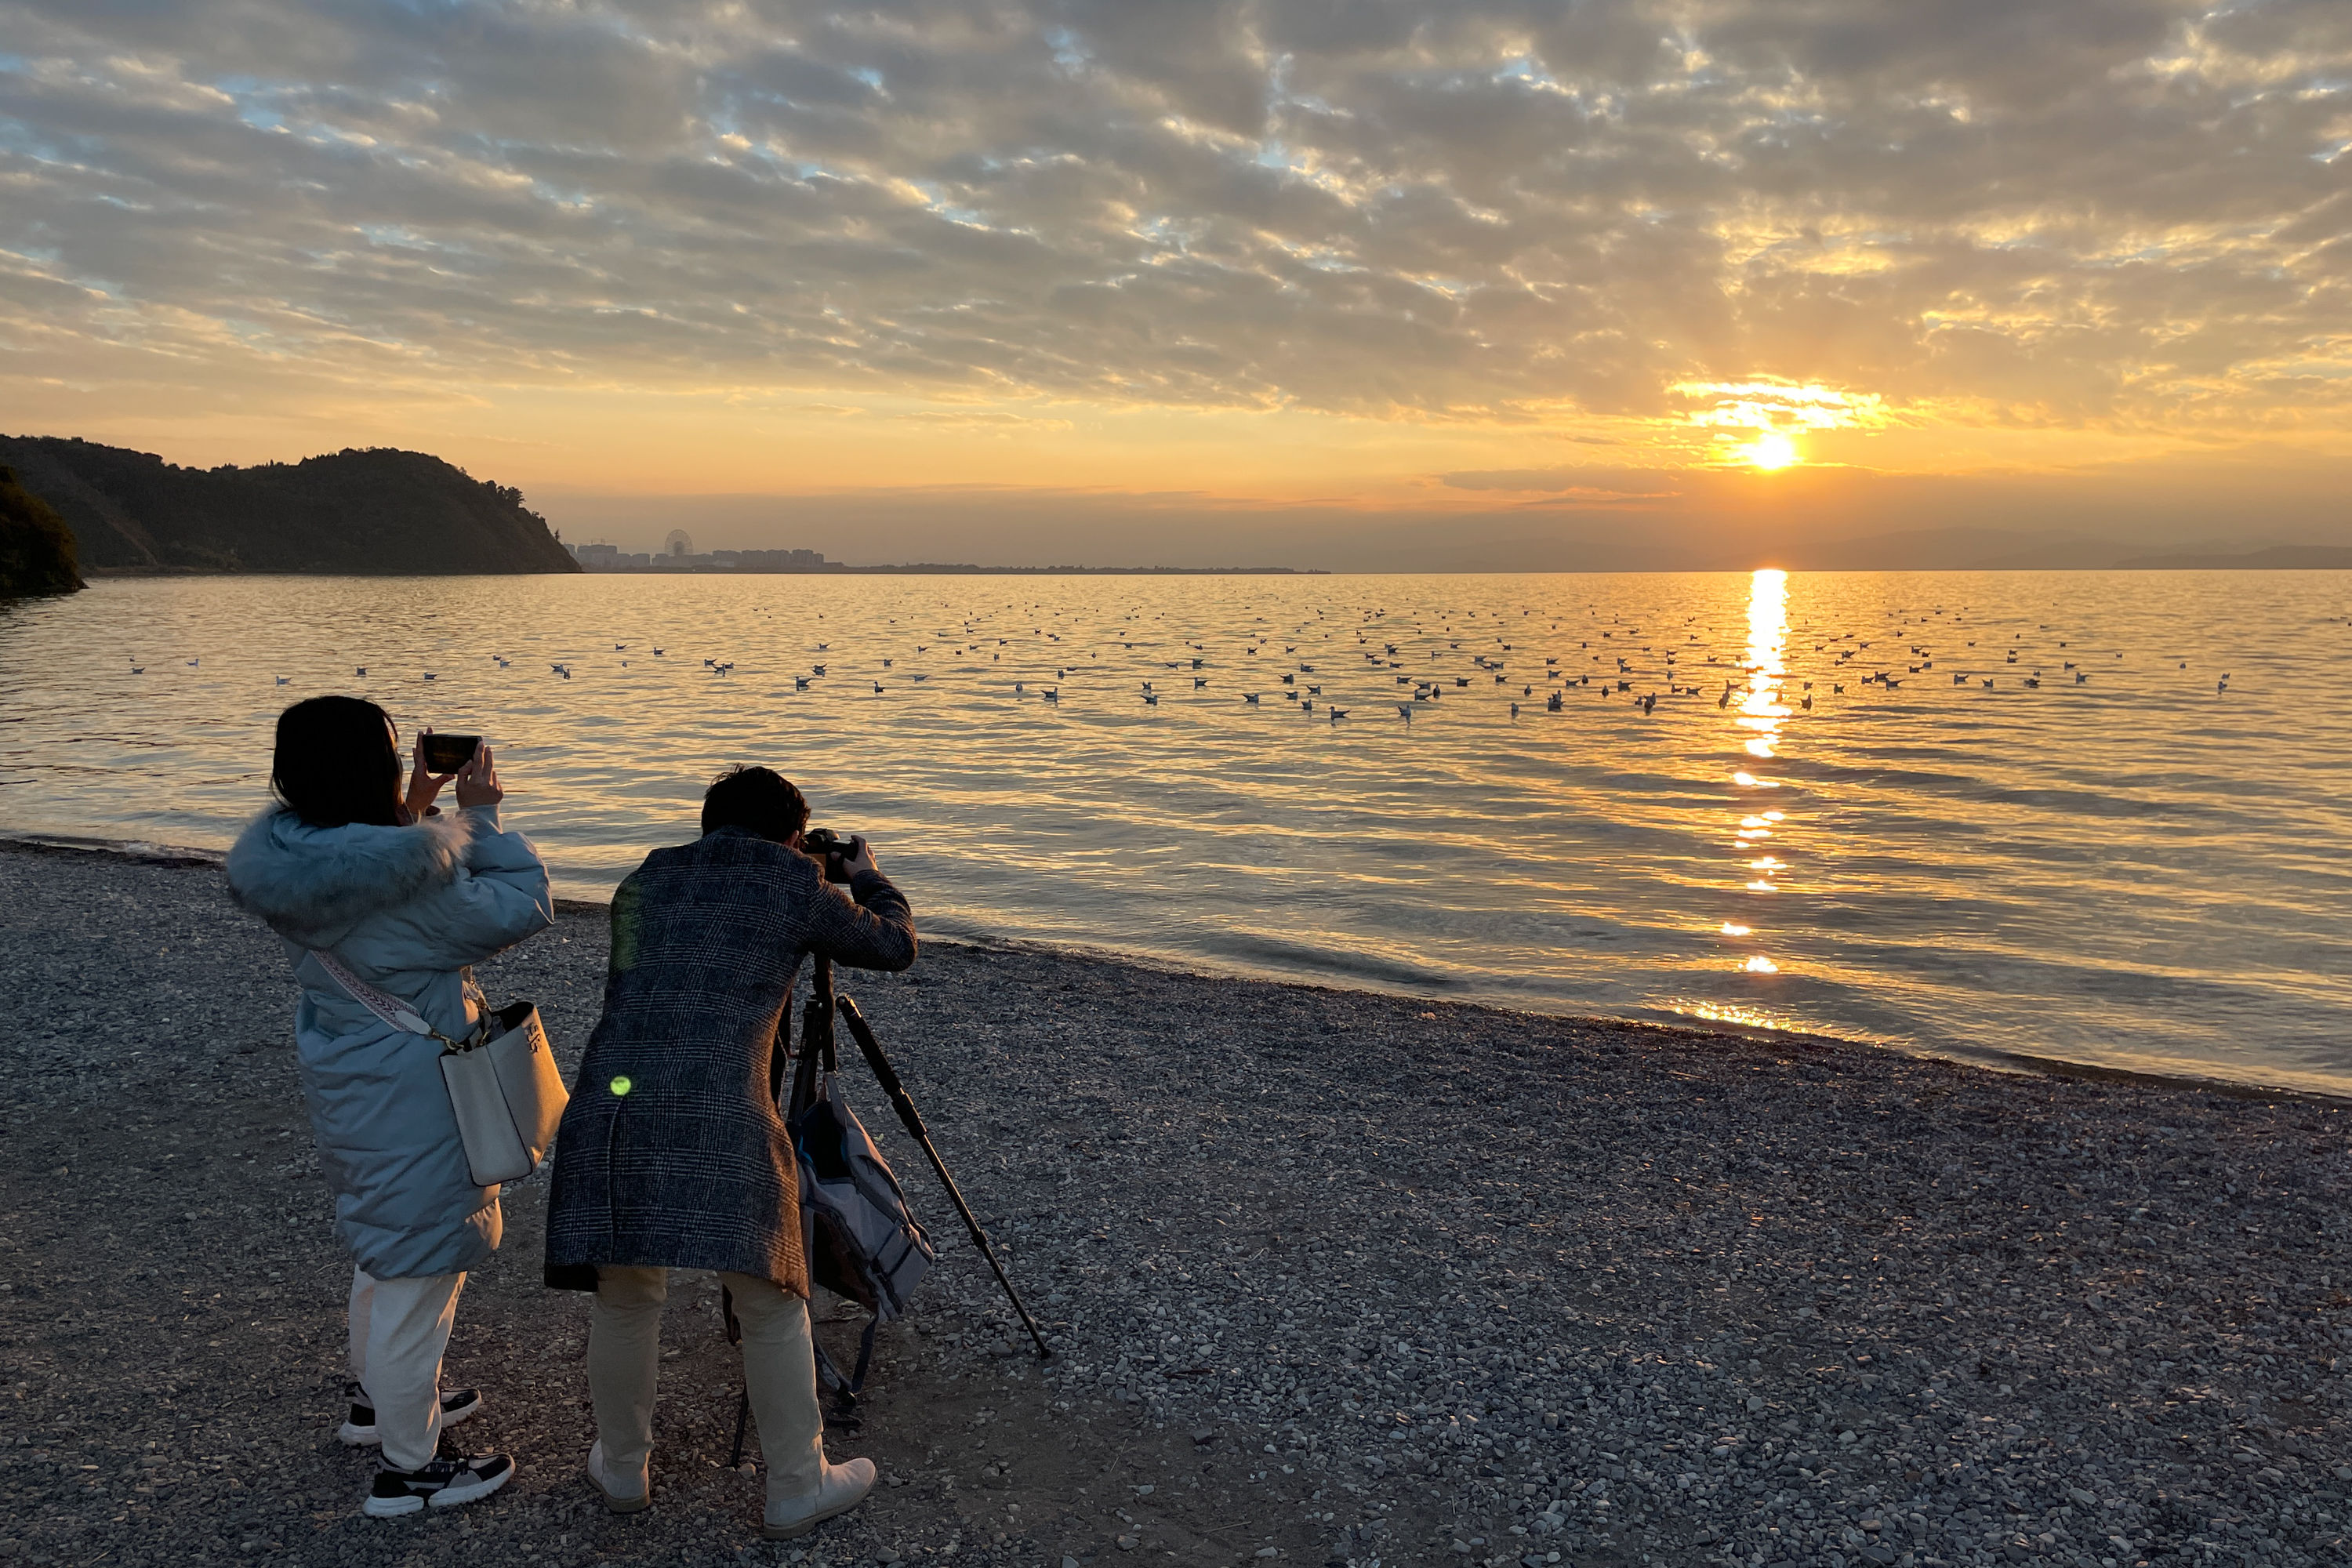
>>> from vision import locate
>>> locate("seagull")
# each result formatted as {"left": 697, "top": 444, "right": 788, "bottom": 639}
{"left": 1044, "top": 688, "right": 1058, "bottom": 702}
{"left": 187, "top": 659, "right": 200, "bottom": 667}
{"left": 1244, "top": 693, "right": 1261, "bottom": 705}
{"left": 1328, "top": 707, "right": 1348, "bottom": 720}
{"left": 276, "top": 676, "right": 291, "bottom": 685}
{"left": 354, "top": 666, "right": 365, "bottom": 677}
{"left": 873, "top": 682, "right": 884, "bottom": 693}
{"left": 913, "top": 673, "right": 929, "bottom": 682}
{"left": 1396, "top": 703, "right": 1414, "bottom": 720}
{"left": 495, "top": 658, "right": 510, "bottom": 669}
{"left": 1143, "top": 691, "right": 1159, "bottom": 705}
{"left": 1194, "top": 677, "right": 1208, "bottom": 688}
{"left": 652, "top": 648, "right": 664, "bottom": 656}
{"left": 615, "top": 644, "right": 627, "bottom": 652}
{"left": 131, "top": 666, "right": 144, "bottom": 674}
{"left": 795, "top": 677, "right": 811, "bottom": 690}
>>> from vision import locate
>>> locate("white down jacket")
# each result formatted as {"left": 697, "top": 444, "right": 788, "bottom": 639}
{"left": 226, "top": 804, "right": 554, "bottom": 1278}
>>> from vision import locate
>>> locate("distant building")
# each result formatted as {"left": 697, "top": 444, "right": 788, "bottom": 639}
{"left": 569, "top": 538, "right": 828, "bottom": 572}
{"left": 734, "top": 548, "right": 831, "bottom": 572}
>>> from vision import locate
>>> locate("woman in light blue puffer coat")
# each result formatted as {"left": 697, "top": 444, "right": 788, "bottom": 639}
{"left": 226, "top": 695, "right": 553, "bottom": 1518}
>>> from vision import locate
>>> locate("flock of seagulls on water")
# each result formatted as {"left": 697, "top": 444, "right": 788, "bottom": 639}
{"left": 118, "top": 592, "right": 2278, "bottom": 739}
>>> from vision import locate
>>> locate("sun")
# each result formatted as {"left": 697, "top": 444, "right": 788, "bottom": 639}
{"left": 1744, "top": 432, "right": 1799, "bottom": 470}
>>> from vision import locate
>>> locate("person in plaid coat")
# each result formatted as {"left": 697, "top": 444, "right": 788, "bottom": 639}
{"left": 543, "top": 766, "right": 915, "bottom": 1539}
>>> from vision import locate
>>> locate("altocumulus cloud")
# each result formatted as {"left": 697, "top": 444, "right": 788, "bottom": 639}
{"left": 2, "top": 0, "right": 2348, "bottom": 437}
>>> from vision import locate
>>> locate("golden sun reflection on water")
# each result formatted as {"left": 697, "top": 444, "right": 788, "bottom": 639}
{"left": 1728, "top": 568, "right": 1790, "bottom": 975}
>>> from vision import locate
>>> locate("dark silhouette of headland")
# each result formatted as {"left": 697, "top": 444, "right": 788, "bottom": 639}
{"left": 0, "top": 464, "right": 85, "bottom": 598}
{"left": 0, "top": 437, "right": 579, "bottom": 576}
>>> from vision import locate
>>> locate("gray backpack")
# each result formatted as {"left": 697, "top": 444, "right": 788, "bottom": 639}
{"left": 790, "top": 1070, "right": 935, "bottom": 1401}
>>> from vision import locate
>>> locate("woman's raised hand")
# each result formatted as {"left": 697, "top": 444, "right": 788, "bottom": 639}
{"left": 455, "top": 743, "right": 503, "bottom": 811}
{"left": 405, "top": 729, "right": 457, "bottom": 819}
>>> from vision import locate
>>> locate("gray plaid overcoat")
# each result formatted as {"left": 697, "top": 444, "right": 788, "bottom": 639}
{"left": 542, "top": 826, "right": 916, "bottom": 1294}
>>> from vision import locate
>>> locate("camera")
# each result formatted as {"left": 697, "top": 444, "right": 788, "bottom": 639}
{"left": 800, "top": 827, "right": 861, "bottom": 860}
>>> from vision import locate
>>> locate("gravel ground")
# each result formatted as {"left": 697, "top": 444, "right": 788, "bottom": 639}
{"left": 5, "top": 840, "right": 2352, "bottom": 1568}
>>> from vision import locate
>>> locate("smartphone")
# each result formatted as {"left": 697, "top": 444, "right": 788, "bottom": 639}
{"left": 420, "top": 732, "right": 481, "bottom": 773}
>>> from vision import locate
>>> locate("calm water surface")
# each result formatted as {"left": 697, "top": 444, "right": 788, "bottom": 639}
{"left": 3, "top": 571, "right": 2347, "bottom": 1092}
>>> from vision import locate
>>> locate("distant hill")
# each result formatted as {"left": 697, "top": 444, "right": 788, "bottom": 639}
{"left": 2113, "top": 544, "right": 2352, "bottom": 570}
{"left": 0, "top": 463, "right": 84, "bottom": 597}
{"left": 0, "top": 437, "right": 580, "bottom": 575}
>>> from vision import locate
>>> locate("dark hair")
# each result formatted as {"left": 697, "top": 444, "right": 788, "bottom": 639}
{"left": 272, "top": 695, "right": 404, "bottom": 829}
{"left": 702, "top": 764, "right": 809, "bottom": 843}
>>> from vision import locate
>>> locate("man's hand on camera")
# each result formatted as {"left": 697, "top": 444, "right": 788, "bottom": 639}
{"left": 828, "top": 834, "right": 878, "bottom": 884}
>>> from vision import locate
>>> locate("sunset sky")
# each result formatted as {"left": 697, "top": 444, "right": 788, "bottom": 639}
{"left": 3, "top": 1, "right": 2348, "bottom": 566}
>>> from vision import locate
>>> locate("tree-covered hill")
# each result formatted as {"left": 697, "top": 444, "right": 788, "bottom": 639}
{"left": 0, "top": 463, "right": 85, "bottom": 598}
{"left": 0, "top": 437, "right": 580, "bottom": 575}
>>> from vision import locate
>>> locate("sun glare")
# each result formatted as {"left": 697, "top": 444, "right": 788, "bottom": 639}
{"left": 1745, "top": 432, "right": 1798, "bottom": 470}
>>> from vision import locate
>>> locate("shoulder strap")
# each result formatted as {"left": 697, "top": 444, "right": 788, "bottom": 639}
{"left": 310, "top": 949, "right": 458, "bottom": 1046}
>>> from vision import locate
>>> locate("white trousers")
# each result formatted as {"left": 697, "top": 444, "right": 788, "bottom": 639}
{"left": 347, "top": 1267, "right": 466, "bottom": 1471}
{"left": 587, "top": 1267, "right": 826, "bottom": 1505}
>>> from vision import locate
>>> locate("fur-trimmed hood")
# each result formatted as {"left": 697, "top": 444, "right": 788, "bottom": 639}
{"left": 225, "top": 806, "right": 479, "bottom": 948}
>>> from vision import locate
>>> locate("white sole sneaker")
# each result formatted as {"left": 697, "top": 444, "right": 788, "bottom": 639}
{"left": 361, "top": 1452, "right": 516, "bottom": 1517}
{"left": 339, "top": 1388, "right": 483, "bottom": 1446}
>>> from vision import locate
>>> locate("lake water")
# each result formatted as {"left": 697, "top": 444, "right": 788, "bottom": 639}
{"left": 3, "top": 571, "right": 2347, "bottom": 1093}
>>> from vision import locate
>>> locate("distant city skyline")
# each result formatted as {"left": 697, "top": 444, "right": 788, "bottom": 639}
{"left": 4, "top": 2, "right": 2348, "bottom": 566}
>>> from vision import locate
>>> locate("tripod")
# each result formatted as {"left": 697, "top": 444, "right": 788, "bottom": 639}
{"left": 728, "top": 955, "right": 1051, "bottom": 1466}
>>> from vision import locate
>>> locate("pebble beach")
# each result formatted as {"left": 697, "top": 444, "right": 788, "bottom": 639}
{"left": 4, "top": 838, "right": 2351, "bottom": 1568}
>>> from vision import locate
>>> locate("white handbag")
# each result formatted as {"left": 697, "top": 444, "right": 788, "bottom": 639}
{"left": 312, "top": 950, "right": 568, "bottom": 1187}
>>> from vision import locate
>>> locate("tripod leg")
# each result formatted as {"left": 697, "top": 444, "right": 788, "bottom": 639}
{"left": 728, "top": 1383, "right": 750, "bottom": 1470}
{"left": 838, "top": 996, "right": 1051, "bottom": 1360}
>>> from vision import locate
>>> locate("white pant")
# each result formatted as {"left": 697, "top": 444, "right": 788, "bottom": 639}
{"left": 587, "top": 1267, "right": 826, "bottom": 1504}
{"left": 348, "top": 1267, "right": 466, "bottom": 1471}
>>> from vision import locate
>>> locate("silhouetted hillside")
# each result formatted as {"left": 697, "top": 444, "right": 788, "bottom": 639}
{"left": 0, "top": 437, "right": 580, "bottom": 575}
{"left": 2114, "top": 544, "right": 2352, "bottom": 570}
{"left": 0, "top": 464, "right": 85, "bottom": 597}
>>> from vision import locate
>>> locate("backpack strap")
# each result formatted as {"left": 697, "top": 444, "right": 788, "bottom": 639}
{"left": 810, "top": 1314, "right": 880, "bottom": 1416}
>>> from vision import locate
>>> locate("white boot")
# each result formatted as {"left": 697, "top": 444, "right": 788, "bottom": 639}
{"left": 586, "top": 1439, "right": 650, "bottom": 1514}
{"left": 760, "top": 1456, "right": 877, "bottom": 1540}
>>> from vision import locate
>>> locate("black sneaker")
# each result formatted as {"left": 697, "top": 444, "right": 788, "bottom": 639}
{"left": 339, "top": 1383, "right": 483, "bottom": 1446}
{"left": 362, "top": 1445, "right": 516, "bottom": 1517}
